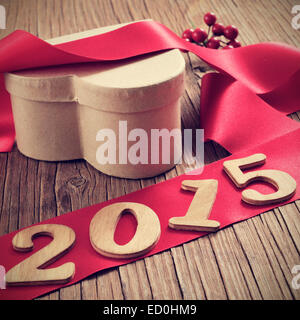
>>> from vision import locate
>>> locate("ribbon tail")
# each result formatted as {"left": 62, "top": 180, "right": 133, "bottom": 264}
{"left": 0, "top": 74, "right": 15, "bottom": 152}
{"left": 199, "top": 73, "right": 300, "bottom": 154}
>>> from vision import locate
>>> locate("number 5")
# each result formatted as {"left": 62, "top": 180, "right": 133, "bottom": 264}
{"left": 223, "top": 153, "right": 297, "bottom": 205}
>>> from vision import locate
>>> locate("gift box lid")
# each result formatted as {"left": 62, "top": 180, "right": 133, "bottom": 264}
{"left": 5, "top": 21, "right": 185, "bottom": 113}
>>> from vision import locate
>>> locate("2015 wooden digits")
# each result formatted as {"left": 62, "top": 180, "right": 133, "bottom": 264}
{"left": 5, "top": 224, "right": 76, "bottom": 286}
{"left": 5, "top": 153, "right": 297, "bottom": 287}
{"left": 168, "top": 180, "right": 220, "bottom": 232}
{"left": 223, "top": 153, "right": 297, "bottom": 205}
{"left": 89, "top": 202, "right": 161, "bottom": 259}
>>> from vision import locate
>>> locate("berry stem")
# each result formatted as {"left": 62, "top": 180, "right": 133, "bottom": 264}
{"left": 207, "top": 25, "right": 211, "bottom": 39}
{"left": 220, "top": 39, "right": 229, "bottom": 45}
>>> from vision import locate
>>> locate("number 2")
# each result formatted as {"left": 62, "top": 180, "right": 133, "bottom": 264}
{"left": 6, "top": 224, "right": 76, "bottom": 286}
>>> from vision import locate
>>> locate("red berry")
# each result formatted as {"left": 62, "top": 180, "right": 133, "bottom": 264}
{"left": 212, "top": 23, "right": 224, "bottom": 36}
{"left": 228, "top": 40, "right": 241, "bottom": 48}
{"left": 182, "top": 28, "right": 194, "bottom": 40}
{"left": 204, "top": 12, "right": 217, "bottom": 26}
{"left": 224, "top": 25, "right": 239, "bottom": 40}
{"left": 207, "top": 37, "right": 220, "bottom": 49}
{"left": 192, "top": 28, "right": 208, "bottom": 43}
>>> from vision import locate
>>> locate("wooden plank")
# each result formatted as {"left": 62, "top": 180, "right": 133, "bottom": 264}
{"left": 233, "top": 215, "right": 294, "bottom": 299}
{"left": 279, "top": 203, "right": 300, "bottom": 253}
{"left": 144, "top": 251, "right": 183, "bottom": 300}
{"left": 96, "top": 269, "right": 124, "bottom": 300}
{"left": 183, "top": 237, "right": 227, "bottom": 299}
{"left": 170, "top": 245, "right": 205, "bottom": 299}
{"left": 261, "top": 207, "right": 300, "bottom": 299}
{"left": 119, "top": 260, "right": 152, "bottom": 299}
{"left": 208, "top": 227, "right": 262, "bottom": 299}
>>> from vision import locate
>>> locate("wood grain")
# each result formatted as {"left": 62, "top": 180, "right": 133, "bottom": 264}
{"left": 0, "top": 0, "right": 300, "bottom": 300}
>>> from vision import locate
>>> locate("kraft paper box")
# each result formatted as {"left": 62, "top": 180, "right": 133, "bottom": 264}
{"left": 4, "top": 21, "right": 185, "bottom": 179}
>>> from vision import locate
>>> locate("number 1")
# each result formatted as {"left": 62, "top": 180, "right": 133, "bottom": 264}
{"left": 169, "top": 179, "right": 220, "bottom": 232}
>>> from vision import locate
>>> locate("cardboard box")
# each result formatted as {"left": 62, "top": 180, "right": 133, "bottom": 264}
{"left": 4, "top": 21, "right": 185, "bottom": 178}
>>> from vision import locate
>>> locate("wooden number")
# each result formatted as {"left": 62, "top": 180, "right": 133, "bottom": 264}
{"left": 6, "top": 224, "right": 76, "bottom": 286}
{"left": 168, "top": 179, "right": 220, "bottom": 232}
{"left": 223, "top": 153, "right": 297, "bottom": 205}
{"left": 89, "top": 202, "right": 161, "bottom": 259}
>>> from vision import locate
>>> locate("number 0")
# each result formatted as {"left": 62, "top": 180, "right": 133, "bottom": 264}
{"left": 90, "top": 202, "right": 161, "bottom": 259}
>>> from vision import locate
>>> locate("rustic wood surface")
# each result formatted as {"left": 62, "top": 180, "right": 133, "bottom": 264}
{"left": 0, "top": 0, "right": 300, "bottom": 300}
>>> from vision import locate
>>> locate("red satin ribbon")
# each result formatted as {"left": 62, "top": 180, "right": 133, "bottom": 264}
{"left": 0, "top": 20, "right": 300, "bottom": 152}
{"left": 200, "top": 73, "right": 300, "bottom": 153}
{"left": 0, "top": 128, "right": 300, "bottom": 300}
{"left": 0, "top": 20, "right": 300, "bottom": 300}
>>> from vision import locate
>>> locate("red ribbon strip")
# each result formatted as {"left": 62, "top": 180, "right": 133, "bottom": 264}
{"left": 0, "top": 20, "right": 300, "bottom": 152}
{"left": 0, "top": 128, "right": 300, "bottom": 300}
{"left": 0, "top": 20, "right": 300, "bottom": 300}
{"left": 200, "top": 73, "right": 300, "bottom": 153}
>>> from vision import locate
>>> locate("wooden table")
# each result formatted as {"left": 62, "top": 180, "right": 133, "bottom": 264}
{"left": 1, "top": 0, "right": 300, "bottom": 300}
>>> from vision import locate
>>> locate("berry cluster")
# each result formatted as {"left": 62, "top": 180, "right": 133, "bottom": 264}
{"left": 182, "top": 12, "right": 241, "bottom": 49}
